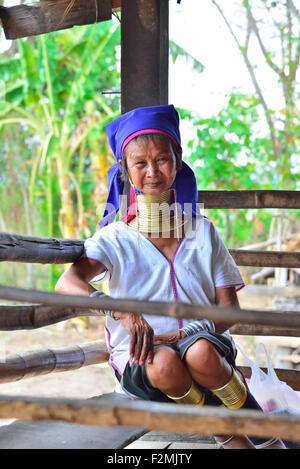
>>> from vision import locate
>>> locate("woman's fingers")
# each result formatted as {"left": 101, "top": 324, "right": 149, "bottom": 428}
{"left": 128, "top": 319, "right": 154, "bottom": 366}
{"left": 133, "top": 323, "right": 143, "bottom": 364}
{"left": 129, "top": 325, "right": 137, "bottom": 364}
{"left": 139, "top": 327, "right": 154, "bottom": 366}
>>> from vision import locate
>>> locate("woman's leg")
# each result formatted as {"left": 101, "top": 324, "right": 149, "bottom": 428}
{"left": 184, "top": 338, "right": 286, "bottom": 449}
{"left": 146, "top": 345, "right": 255, "bottom": 449}
{"left": 146, "top": 346, "right": 193, "bottom": 397}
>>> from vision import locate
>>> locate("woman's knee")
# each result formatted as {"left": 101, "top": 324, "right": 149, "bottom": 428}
{"left": 146, "top": 347, "right": 190, "bottom": 391}
{"left": 185, "top": 338, "right": 229, "bottom": 373}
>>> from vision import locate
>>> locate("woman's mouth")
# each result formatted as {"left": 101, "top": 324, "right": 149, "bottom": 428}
{"left": 145, "top": 182, "right": 162, "bottom": 187}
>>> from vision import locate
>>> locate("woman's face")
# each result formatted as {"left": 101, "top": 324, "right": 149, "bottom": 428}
{"left": 120, "top": 136, "right": 177, "bottom": 195}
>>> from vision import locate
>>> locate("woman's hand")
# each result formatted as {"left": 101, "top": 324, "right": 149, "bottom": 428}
{"left": 114, "top": 312, "right": 154, "bottom": 366}
{"left": 154, "top": 329, "right": 187, "bottom": 346}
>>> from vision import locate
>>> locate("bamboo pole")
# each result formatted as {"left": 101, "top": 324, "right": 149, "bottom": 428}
{"left": 1, "top": 285, "right": 300, "bottom": 329}
{"left": 0, "top": 395, "right": 299, "bottom": 442}
{"left": 0, "top": 341, "right": 109, "bottom": 383}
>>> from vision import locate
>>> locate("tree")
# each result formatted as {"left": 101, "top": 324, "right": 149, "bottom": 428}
{"left": 0, "top": 21, "right": 120, "bottom": 241}
{"left": 210, "top": 0, "right": 300, "bottom": 188}
{"left": 0, "top": 21, "right": 120, "bottom": 289}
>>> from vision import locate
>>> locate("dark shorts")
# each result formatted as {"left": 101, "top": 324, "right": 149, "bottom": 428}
{"left": 114, "top": 331, "right": 236, "bottom": 406}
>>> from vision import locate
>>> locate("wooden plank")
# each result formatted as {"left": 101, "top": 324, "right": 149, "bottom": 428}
{"left": 198, "top": 190, "right": 300, "bottom": 209}
{"left": 0, "top": 419, "right": 146, "bottom": 449}
{"left": 1, "top": 304, "right": 300, "bottom": 337}
{"left": 0, "top": 340, "right": 109, "bottom": 383}
{"left": 0, "top": 0, "right": 112, "bottom": 40}
{"left": 231, "top": 249, "right": 300, "bottom": 268}
{"left": 0, "top": 232, "right": 84, "bottom": 264}
{"left": 139, "top": 430, "right": 215, "bottom": 442}
{"left": 230, "top": 323, "right": 300, "bottom": 337}
{"left": 0, "top": 395, "right": 299, "bottom": 442}
{"left": 121, "top": 0, "right": 169, "bottom": 113}
{"left": 1, "top": 285, "right": 300, "bottom": 330}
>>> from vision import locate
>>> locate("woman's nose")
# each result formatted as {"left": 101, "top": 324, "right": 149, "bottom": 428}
{"left": 146, "top": 163, "right": 158, "bottom": 176}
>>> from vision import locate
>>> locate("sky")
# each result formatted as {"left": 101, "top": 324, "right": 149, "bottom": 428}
{"left": 169, "top": 0, "right": 253, "bottom": 115}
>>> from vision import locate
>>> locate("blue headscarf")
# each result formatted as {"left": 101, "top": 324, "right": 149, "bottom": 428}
{"left": 98, "top": 104, "right": 199, "bottom": 228}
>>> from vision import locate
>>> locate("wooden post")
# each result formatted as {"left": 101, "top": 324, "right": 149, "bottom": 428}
{"left": 121, "top": 0, "right": 169, "bottom": 113}
{"left": 0, "top": 0, "right": 112, "bottom": 40}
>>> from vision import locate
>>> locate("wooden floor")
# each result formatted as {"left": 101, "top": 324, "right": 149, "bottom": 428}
{"left": 0, "top": 419, "right": 218, "bottom": 449}
{"left": 124, "top": 431, "right": 218, "bottom": 450}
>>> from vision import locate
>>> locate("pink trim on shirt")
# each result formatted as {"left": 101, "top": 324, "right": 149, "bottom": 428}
{"left": 105, "top": 325, "right": 126, "bottom": 376}
{"left": 169, "top": 237, "right": 185, "bottom": 328}
{"left": 121, "top": 129, "right": 179, "bottom": 157}
{"left": 216, "top": 283, "right": 245, "bottom": 292}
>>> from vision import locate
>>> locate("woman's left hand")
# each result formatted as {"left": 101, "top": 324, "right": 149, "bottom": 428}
{"left": 154, "top": 329, "right": 187, "bottom": 345}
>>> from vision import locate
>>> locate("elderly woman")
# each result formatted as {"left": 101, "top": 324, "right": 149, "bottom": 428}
{"left": 55, "top": 105, "right": 285, "bottom": 449}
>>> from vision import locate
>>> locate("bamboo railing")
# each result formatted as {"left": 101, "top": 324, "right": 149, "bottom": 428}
{"left": 0, "top": 189, "right": 300, "bottom": 442}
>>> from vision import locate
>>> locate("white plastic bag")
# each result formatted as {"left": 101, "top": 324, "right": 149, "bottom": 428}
{"left": 237, "top": 342, "right": 300, "bottom": 415}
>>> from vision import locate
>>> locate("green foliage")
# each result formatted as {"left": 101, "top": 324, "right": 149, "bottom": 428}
{"left": 178, "top": 92, "right": 300, "bottom": 246}
{"left": 0, "top": 21, "right": 120, "bottom": 289}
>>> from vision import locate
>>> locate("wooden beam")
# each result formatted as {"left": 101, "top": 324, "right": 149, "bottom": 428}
{"left": 0, "top": 340, "right": 109, "bottom": 383}
{"left": 121, "top": 0, "right": 169, "bottom": 113}
{"left": 0, "top": 0, "right": 112, "bottom": 40}
{"left": 1, "top": 285, "right": 300, "bottom": 330}
{"left": 198, "top": 190, "right": 300, "bottom": 209}
{"left": 0, "top": 395, "right": 299, "bottom": 442}
{"left": 0, "top": 232, "right": 84, "bottom": 264}
{"left": 231, "top": 249, "right": 300, "bottom": 268}
{"left": 1, "top": 232, "right": 299, "bottom": 267}
{"left": 230, "top": 323, "right": 300, "bottom": 337}
{"left": 0, "top": 304, "right": 102, "bottom": 330}
{"left": 1, "top": 304, "right": 300, "bottom": 337}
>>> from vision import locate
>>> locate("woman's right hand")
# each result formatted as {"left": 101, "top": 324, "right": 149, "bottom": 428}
{"left": 114, "top": 312, "right": 154, "bottom": 367}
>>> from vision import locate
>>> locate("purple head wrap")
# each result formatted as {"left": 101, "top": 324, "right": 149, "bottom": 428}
{"left": 98, "top": 104, "right": 199, "bottom": 228}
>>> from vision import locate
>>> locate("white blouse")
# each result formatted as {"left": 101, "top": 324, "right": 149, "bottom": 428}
{"left": 84, "top": 215, "right": 244, "bottom": 383}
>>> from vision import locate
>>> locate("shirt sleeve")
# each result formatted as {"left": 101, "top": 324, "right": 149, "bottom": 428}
{"left": 210, "top": 222, "right": 245, "bottom": 292}
{"left": 84, "top": 229, "right": 113, "bottom": 276}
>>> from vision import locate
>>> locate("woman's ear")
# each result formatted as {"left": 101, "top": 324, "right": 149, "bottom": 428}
{"left": 118, "top": 160, "right": 123, "bottom": 169}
